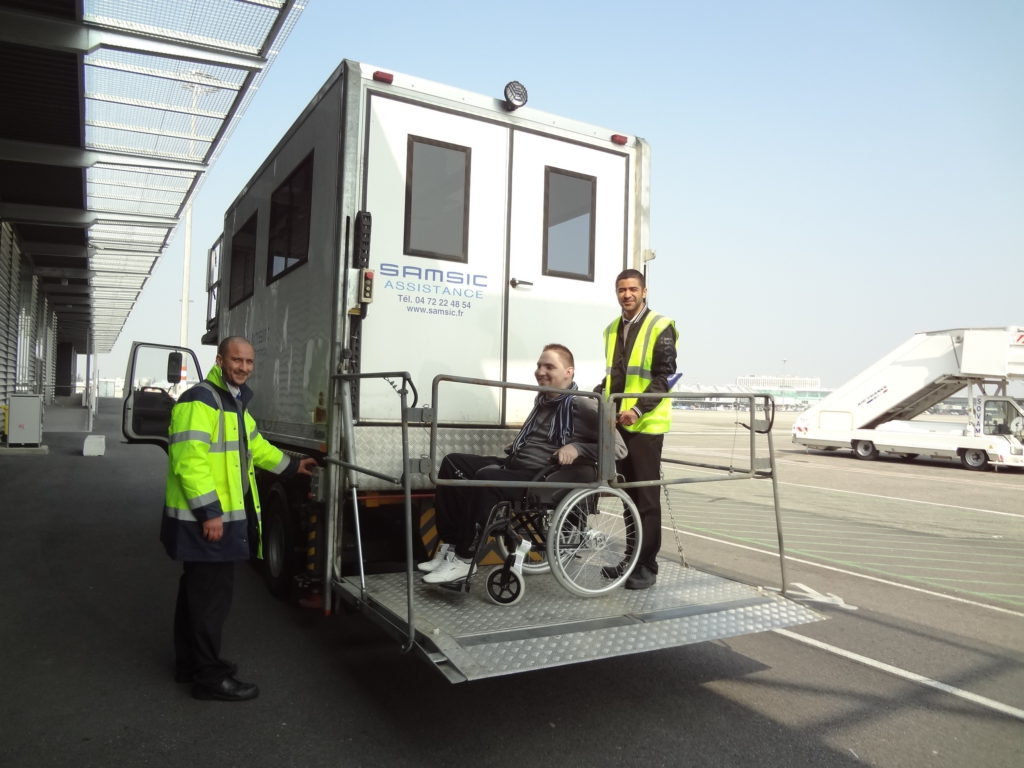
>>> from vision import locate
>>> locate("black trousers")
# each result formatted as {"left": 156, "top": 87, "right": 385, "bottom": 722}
{"left": 434, "top": 454, "right": 536, "bottom": 559}
{"left": 435, "top": 453, "right": 596, "bottom": 559}
{"left": 617, "top": 430, "right": 664, "bottom": 573}
{"left": 173, "top": 561, "right": 236, "bottom": 686}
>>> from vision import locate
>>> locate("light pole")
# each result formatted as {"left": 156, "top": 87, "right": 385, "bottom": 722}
{"left": 179, "top": 72, "right": 220, "bottom": 362}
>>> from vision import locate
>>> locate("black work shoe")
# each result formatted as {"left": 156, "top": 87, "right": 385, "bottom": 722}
{"left": 600, "top": 561, "right": 628, "bottom": 579}
{"left": 176, "top": 659, "right": 236, "bottom": 684}
{"left": 191, "top": 676, "right": 259, "bottom": 702}
{"left": 624, "top": 565, "right": 657, "bottom": 590}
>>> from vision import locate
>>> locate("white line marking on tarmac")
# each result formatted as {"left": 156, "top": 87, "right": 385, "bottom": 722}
{"left": 782, "top": 582, "right": 858, "bottom": 610}
{"left": 667, "top": 527, "right": 1024, "bottom": 619}
{"left": 773, "top": 628, "right": 1024, "bottom": 722}
{"left": 779, "top": 482, "right": 1024, "bottom": 519}
{"left": 775, "top": 454, "right": 1024, "bottom": 490}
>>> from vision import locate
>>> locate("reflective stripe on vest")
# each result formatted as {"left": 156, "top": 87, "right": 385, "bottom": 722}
{"left": 604, "top": 311, "right": 676, "bottom": 434}
{"left": 164, "top": 504, "right": 248, "bottom": 522}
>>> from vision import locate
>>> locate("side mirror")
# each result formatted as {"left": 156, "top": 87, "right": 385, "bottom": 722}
{"left": 167, "top": 352, "right": 183, "bottom": 384}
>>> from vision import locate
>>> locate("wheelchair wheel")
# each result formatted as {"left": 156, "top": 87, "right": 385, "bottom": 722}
{"left": 547, "top": 487, "right": 641, "bottom": 597}
{"left": 485, "top": 566, "right": 525, "bottom": 606}
{"left": 493, "top": 509, "right": 551, "bottom": 575}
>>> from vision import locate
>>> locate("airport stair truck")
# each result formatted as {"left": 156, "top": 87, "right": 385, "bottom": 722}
{"left": 122, "top": 60, "right": 821, "bottom": 682}
{"left": 792, "top": 327, "right": 1024, "bottom": 471}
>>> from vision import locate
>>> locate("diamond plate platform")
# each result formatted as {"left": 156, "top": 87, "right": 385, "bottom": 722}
{"left": 338, "top": 558, "right": 823, "bottom": 682}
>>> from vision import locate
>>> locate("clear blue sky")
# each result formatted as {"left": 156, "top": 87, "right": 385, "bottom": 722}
{"left": 95, "top": 0, "right": 1023, "bottom": 388}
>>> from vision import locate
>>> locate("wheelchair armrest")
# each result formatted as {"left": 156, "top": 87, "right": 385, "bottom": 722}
{"left": 531, "top": 458, "right": 598, "bottom": 482}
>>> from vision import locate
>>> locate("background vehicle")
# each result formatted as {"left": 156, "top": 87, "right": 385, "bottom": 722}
{"left": 792, "top": 327, "right": 1024, "bottom": 470}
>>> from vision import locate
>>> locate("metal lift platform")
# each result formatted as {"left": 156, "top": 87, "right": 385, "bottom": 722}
{"left": 337, "top": 559, "right": 821, "bottom": 683}
{"left": 328, "top": 378, "right": 824, "bottom": 683}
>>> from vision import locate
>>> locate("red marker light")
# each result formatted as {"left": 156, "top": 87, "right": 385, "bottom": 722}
{"left": 611, "top": 134, "right": 628, "bottom": 145}
{"left": 373, "top": 71, "right": 394, "bottom": 84}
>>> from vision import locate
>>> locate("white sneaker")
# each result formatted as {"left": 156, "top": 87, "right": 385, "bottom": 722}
{"left": 417, "top": 542, "right": 452, "bottom": 573}
{"left": 422, "top": 555, "right": 472, "bottom": 584}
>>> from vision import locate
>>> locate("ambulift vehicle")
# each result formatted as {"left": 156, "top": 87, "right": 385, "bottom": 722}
{"left": 792, "top": 327, "right": 1024, "bottom": 470}
{"left": 122, "top": 60, "right": 821, "bottom": 682}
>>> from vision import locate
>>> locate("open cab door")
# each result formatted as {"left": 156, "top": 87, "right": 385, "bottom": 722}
{"left": 122, "top": 342, "right": 205, "bottom": 451}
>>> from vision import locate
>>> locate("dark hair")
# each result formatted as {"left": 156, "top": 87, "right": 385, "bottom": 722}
{"left": 217, "top": 335, "right": 252, "bottom": 357}
{"left": 615, "top": 268, "right": 645, "bottom": 288}
{"left": 543, "top": 343, "right": 574, "bottom": 368}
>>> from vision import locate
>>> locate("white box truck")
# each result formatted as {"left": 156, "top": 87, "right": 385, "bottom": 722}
{"left": 122, "top": 60, "right": 820, "bottom": 681}
{"left": 792, "top": 327, "right": 1024, "bottom": 470}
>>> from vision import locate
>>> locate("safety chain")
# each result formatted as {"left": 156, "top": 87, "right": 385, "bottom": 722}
{"left": 661, "top": 470, "right": 688, "bottom": 568}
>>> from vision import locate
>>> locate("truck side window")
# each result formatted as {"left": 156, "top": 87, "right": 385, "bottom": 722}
{"left": 228, "top": 212, "right": 257, "bottom": 307}
{"left": 543, "top": 166, "right": 596, "bottom": 281}
{"left": 267, "top": 152, "right": 314, "bottom": 283}
{"left": 206, "top": 237, "right": 221, "bottom": 330}
{"left": 404, "top": 136, "right": 470, "bottom": 262}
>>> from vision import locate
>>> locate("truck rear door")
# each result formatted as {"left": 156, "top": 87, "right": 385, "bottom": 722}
{"left": 361, "top": 95, "right": 510, "bottom": 423}
{"left": 361, "top": 92, "right": 631, "bottom": 424}
{"left": 504, "top": 131, "right": 628, "bottom": 418}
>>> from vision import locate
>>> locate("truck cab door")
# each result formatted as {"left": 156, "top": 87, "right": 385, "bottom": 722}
{"left": 121, "top": 341, "right": 204, "bottom": 451}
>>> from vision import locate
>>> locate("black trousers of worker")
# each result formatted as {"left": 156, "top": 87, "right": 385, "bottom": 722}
{"left": 617, "top": 430, "right": 664, "bottom": 573}
{"left": 173, "top": 561, "right": 236, "bottom": 686}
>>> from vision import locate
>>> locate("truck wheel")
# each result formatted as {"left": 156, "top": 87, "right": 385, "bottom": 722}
{"left": 960, "top": 449, "right": 989, "bottom": 471}
{"left": 853, "top": 440, "right": 879, "bottom": 460}
{"left": 262, "top": 484, "right": 295, "bottom": 598}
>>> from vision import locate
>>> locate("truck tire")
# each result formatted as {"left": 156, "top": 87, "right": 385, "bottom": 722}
{"left": 262, "top": 483, "right": 295, "bottom": 598}
{"left": 853, "top": 440, "right": 879, "bottom": 460}
{"left": 960, "top": 449, "right": 989, "bottom": 471}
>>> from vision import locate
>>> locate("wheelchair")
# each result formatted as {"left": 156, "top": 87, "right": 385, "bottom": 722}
{"left": 445, "top": 463, "right": 643, "bottom": 606}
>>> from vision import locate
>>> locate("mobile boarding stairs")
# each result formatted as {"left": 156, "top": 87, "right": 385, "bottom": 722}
{"left": 792, "top": 327, "right": 1024, "bottom": 469}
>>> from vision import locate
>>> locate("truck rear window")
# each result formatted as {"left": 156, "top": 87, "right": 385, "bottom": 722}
{"left": 404, "top": 136, "right": 470, "bottom": 262}
{"left": 543, "top": 167, "right": 595, "bottom": 281}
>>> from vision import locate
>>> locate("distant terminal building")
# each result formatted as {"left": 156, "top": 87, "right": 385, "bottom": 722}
{"left": 736, "top": 374, "right": 821, "bottom": 391}
{"left": 735, "top": 375, "right": 829, "bottom": 411}
{"left": 670, "top": 375, "right": 831, "bottom": 411}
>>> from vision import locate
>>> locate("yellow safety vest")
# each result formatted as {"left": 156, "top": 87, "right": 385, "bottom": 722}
{"left": 163, "top": 365, "right": 290, "bottom": 561}
{"left": 603, "top": 311, "right": 677, "bottom": 434}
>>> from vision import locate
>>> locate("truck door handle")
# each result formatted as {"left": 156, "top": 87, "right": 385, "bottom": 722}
{"left": 510, "top": 278, "right": 533, "bottom": 288}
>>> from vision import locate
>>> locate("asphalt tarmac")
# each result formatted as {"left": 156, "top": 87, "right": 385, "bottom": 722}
{"left": 1, "top": 402, "right": 1020, "bottom": 768}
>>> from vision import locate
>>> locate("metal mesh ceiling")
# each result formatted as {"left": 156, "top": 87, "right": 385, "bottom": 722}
{"left": 71, "top": 0, "right": 304, "bottom": 352}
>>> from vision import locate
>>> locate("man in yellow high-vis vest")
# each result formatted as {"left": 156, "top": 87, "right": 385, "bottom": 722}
{"left": 597, "top": 269, "right": 678, "bottom": 589}
{"left": 165, "top": 336, "right": 316, "bottom": 701}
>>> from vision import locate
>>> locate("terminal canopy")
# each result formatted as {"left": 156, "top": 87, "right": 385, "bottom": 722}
{"left": 0, "top": 0, "right": 305, "bottom": 354}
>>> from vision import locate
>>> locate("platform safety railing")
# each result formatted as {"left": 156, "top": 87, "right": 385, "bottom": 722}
{"left": 608, "top": 390, "right": 789, "bottom": 593}
{"left": 324, "top": 374, "right": 791, "bottom": 653}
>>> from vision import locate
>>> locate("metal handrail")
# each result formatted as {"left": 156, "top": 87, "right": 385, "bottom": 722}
{"left": 326, "top": 370, "right": 417, "bottom": 652}
{"left": 602, "top": 390, "right": 788, "bottom": 592}
{"left": 324, "top": 373, "right": 791, "bottom": 646}
{"left": 429, "top": 375, "right": 620, "bottom": 491}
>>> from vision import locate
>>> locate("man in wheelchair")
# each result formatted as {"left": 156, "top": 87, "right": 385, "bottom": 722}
{"left": 421, "top": 343, "right": 627, "bottom": 585}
